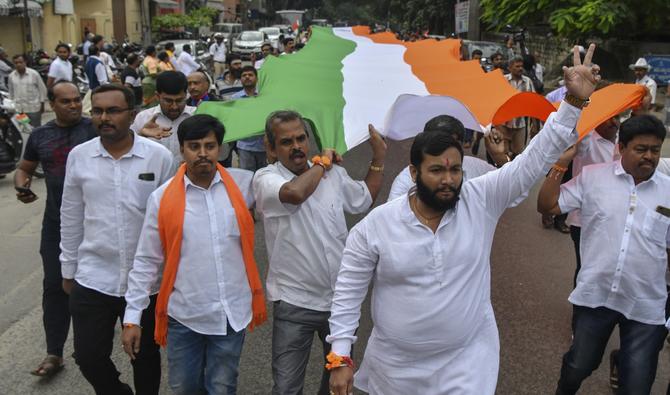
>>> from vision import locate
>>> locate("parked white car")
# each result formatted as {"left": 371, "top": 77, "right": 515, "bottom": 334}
{"left": 231, "top": 31, "right": 268, "bottom": 59}
{"left": 259, "top": 27, "right": 281, "bottom": 49}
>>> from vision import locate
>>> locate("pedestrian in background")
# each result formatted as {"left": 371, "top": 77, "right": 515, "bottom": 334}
{"left": 8, "top": 54, "right": 48, "bottom": 127}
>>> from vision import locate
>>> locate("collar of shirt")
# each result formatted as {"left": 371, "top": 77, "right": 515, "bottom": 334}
{"left": 399, "top": 192, "right": 457, "bottom": 229}
{"left": 613, "top": 159, "right": 660, "bottom": 186}
{"left": 92, "top": 135, "right": 147, "bottom": 159}
{"left": 184, "top": 171, "right": 222, "bottom": 190}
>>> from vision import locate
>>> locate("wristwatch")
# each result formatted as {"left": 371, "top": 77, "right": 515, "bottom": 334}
{"left": 564, "top": 93, "right": 590, "bottom": 109}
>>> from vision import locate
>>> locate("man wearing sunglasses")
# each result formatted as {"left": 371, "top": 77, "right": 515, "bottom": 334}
{"left": 131, "top": 71, "right": 196, "bottom": 168}
{"left": 60, "top": 84, "right": 174, "bottom": 395}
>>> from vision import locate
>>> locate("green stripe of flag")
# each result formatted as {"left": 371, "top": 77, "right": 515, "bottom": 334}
{"left": 196, "top": 27, "right": 356, "bottom": 153}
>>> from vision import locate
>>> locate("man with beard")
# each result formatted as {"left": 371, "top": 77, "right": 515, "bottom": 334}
{"left": 232, "top": 66, "right": 266, "bottom": 171}
{"left": 131, "top": 71, "right": 196, "bottom": 166}
{"left": 60, "top": 84, "right": 173, "bottom": 394}
{"left": 217, "top": 55, "right": 243, "bottom": 99}
{"left": 47, "top": 43, "right": 73, "bottom": 89}
{"left": 253, "top": 110, "right": 386, "bottom": 394}
{"left": 14, "top": 81, "right": 96, "bottom": 378}
{"left": 538, "top": 114, "right": 670, "bottom": 394}
{"left": 327, "top": 44, "right": 599, "bottom": 395}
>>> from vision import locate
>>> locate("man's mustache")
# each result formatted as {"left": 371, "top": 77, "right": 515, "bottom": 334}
{"left": 290, "top": 150, "right": 305, "bottom": 159}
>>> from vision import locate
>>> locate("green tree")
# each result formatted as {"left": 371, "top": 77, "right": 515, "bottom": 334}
{"left": 151, "top": 7, "right": 219, "bottom": 32}
{"left": 480, "top": 0, "right": 670, "bottom": 39}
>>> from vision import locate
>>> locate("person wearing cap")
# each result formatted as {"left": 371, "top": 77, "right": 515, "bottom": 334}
{"left": 630, "top": 58, "right": 657, "bottom": 105}
{"left": 210, "top": 33, "right": 227, "bottom": 80}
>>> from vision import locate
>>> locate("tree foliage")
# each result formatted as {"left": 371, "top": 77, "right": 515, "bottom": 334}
{"left": 151, "top": 7, "right": 219, "bottom": 31}
{"left": 480, "top": 0, "right": 670, "bottom": 39}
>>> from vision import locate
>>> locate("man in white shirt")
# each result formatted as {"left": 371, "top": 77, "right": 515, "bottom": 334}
{"left": 84, "top": 45, "right": 109, "bottom": 90}
{"left": 8, "top": 54, "right": 47, "bottom": 127}
{"left": 122, "top": 114, "right": 266, "bottom": 394}
{"left": 176, "top": 44, "right": 200, "bottom": 77}
{"left": 388, "top": 114, "right": 511, "bottom": 202}
{"left": 47, "top": 43, "right": 73, "bottom": 89}
{"left": 60, "top": 85, "right": 174, "bottom": 395}
{"left": 131, "top": 71, "right": 196, "bottom": 166}
{"left": 630, "top": 58, "right": 657, "bottom": 105}
{"left": 327, "top": 44, "right": 598, "bottom": 395}
{"left": 538, "top": 114, "right": 670, "bottom": 394}
{"left": 254, "top": 43, "right": 274, "bottom": 70}
{"left": 253, "top": 110, "right": 386, "bottom": 394}
{"left": 210, "top": 33, "right": 227, "bottom": 79}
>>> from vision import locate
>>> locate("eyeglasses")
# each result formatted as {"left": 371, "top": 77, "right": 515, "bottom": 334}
{"left": 91, "top": 107, "right": 131, "bottom": 117}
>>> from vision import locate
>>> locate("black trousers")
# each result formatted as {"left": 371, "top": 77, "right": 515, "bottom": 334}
{"left": 569, "top": 226, "right": 581, "bottom": 288}
{"left": 69, "top": 282, "right": 161, "bottom": 395}
{"left": 40, "top": 234, "right": 70, "bottom": 358}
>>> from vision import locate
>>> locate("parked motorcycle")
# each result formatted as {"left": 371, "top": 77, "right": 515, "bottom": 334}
{"left": 0, "top": 90, "right": 43, "bottom": 178}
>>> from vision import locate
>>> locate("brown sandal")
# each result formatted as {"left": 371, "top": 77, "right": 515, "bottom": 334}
{"left": 30, "top": 355, "right": 64, "bottom": 377}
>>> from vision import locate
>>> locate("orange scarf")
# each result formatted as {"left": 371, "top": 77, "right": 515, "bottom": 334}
{"left": 154, "top": 163, "right": 266, "bottom": 346}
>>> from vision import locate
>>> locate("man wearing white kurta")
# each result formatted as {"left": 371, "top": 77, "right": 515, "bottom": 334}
{"left": 327, "top": 45, "right": 600, "bottom": 395}
{"left": 253, "top": 110, "right": 386, "bottom": 395}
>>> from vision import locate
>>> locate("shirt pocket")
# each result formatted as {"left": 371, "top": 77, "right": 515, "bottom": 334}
{"left": 222, "top": 211, "right": 241, "bottom": 238}
{"left": 642, "top": 210, "right": 670, "bottom": 247}
{"left": 130, "top": 179, "right": 157, "bottom": 210}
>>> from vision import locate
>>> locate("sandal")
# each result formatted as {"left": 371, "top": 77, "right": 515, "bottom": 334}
{"left": 30, "top": 355, "right": 64, "bottom": 377}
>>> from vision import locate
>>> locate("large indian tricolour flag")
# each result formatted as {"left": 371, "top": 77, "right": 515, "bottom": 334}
{"left": 198, "top": 26, "right": 645, "bottom": 153}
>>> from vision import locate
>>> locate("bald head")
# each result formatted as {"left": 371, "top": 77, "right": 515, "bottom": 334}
{"left": 187, "top": 71, "right": 210, "bottom": 100}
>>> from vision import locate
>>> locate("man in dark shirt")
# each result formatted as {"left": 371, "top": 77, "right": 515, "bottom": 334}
{"left": 121, "top": 53, "right": 143, "bottom": 110}
{"left": 14, "top": 80, "right": 96, "bottom": 377}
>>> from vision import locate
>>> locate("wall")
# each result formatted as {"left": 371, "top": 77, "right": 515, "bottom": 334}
{"left": 74, "top": 0, "right": 113, "bottom": 38}
{"left": 0, "top": 17, "right": 27, "bottom": 56}
{"left": 40, "top": 2, "right": 79, "bottom": 53}
{"left": 125, "top": 0, "right": 142, "bottom": 42}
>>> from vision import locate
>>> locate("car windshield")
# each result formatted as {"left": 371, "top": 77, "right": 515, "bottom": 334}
{"left": 260, "top": 28, "right": 280, "bottom": 36}
{"left": 240, "top": 32, "right": 263, "bottom": 41}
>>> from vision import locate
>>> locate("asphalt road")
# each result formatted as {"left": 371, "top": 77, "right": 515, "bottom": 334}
{"left": 1, "top": 115, "right": 670, "bottom": 394}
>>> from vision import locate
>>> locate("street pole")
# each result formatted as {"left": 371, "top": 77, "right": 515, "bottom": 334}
{"left": 23, "top": 0, "right": 33, "bottom": 52}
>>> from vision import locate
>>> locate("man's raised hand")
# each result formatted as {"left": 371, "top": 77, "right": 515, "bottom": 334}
{"left": 563, "top": 44, "right": 600, "bottom": 100}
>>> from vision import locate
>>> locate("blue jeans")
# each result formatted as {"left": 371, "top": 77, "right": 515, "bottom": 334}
{"left": 167, "top": 317, "right": 245, "bottom": 395}
{"left": 556, "top": 305, "right": 667, "bottom": 395}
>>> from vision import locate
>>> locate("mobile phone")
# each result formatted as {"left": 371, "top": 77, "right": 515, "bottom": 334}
{"left": 15, "top": 186, "right": 36, "bottom": 198}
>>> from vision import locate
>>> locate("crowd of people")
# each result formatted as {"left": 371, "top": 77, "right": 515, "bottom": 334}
{"left": 6, "top": 26, "right": 670, "bottom": 395}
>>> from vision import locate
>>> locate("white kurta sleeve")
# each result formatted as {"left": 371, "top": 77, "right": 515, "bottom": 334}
{"left": 59, "top": 152, "right": 84, "bottom": 279}
{"left": 388, "top": 166, "right": 413, "bottom": 202}
{"left": 558, "top": 169, "right": 585, "bottom": 214}
{"left": 333, "top": 165, "right": 372, "bottom": 214}
{"left": 469, "top": 103, "right": 580, "bottom": 218}
{"left": 327, "top": 218, "right": 379, "bottom": 356}
{"left": 252, "top": 167, "right": 298, "bottom": 218}
{"left": 124, "top": 192, "right": 164, "bottom": 325}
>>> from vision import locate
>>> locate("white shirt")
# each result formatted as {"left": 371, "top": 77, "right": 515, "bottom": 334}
{"left": 99, "top": 52, "right": 116, "bottom": 77}
{"left": 125, "top": 169, "right": 255, "bottom": 335}
{"left": 60, "top": 136, "right": 175, "bottom": 297}
{"left": 47, "top": 57, "right": 73, "bottom": 82}
{"left": 327, "top": 103, "right": 581, "bottom": 359}
{"left": 559, "top": 160, "right": 670, "bottom": 324}
{"left": 176, "top": 51, "right": 200, "bottom": 76}
{"left": 253, "top": 162, "right": 372, "bottom": 311}
{"left": 388, "top": 156, "right": 496, "bottom": 202}
{"left": 88, "top": 55, "right": 109, "bottom": 86}
{"left": 566, "top": 131, "right": 619, "bottom": 227}
{"left": 130, "top": 105, "right": 196, "bottom": 165}
{"left": 254, "top": 58, "right": 265, "bottom": 70}
{"left": 8, "top": 68, "right": 47, "bottom": 114}
{"left": 209, "top": 42, "right": 227, "bottom": 63}
{"left": 658, "top": 158, "right": 670, "bottom": 176}
{"left": 636, "top": 75, "right": 657, "bottom": 104}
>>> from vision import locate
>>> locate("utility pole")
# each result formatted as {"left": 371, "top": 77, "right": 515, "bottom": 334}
{"left": 140, "top": 0, "right": 152, "bottom": 46}
{"left": 23, "top": 0, "right": 33, "bottom": 52}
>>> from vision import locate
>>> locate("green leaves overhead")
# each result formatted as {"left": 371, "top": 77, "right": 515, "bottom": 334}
{"left": 151, "top": 7, "right": 219, "bottom": 32}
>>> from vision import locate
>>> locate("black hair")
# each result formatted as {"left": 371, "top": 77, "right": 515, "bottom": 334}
{"left": 156, "top": 70, "right": 188, "bottom": 94}
{"left": 510, "top": 55, "right": 524, "bottom": 65}
{"left": 145, "top": 45, "right": 156, "bottom": 56}
{"left": 283, "top": 37, "right": 295, "bottom": 46}
{"left": 423, "top": 114, "right": 465, "bottom": 143}
{"left": 89, "top": 45, "right": 100, "bottom": 56}
{"left": 240, "top": 65, "right": 257, "bottom": 76}
{"left": 618, "top": 114, "right": 666, "bottom": 146}
{"left": 92, "top": 35, "right": 104, "bottom": 45}
{"left": 177, "top": 114, "right": 225, "bottom": 146}
{"left": 227, "top": 53, "right": 241, "bottom": 65}
{"left": 261, "top": 42, "right": 272, "bottom": 50}
{"left": 183, "top": 44, "right": 191, "bottom": 53}
{"left": 491, "top": 52, "right": 503, "bottom": 60}
{"left": 471, "top": 49, "right": 483, "bottom": 56}
{"left": 55, "top": 43, "right": 71, "bottom": 53}
{"left": 91, "top": 84, "right": 135, "bottom": 108}
{"left": 126, "top": 53, "right": 139, "bottom": 66}
{"left": 165, "top": 42, "right": 175, "bottom": 51}
{"left": 157, "top": 51, "right": 169, "bottom": 62}
{"left": 47, "top": 80, "right": 79, "bottom": 101}
{"left": 265, "top": 110, "right": 308, "bottom": 148}
{"left": 410, "top": 131, "right": 464, "bottom": 168}
{"left": 12, "top": 54, "right": 25, "bottom": 62}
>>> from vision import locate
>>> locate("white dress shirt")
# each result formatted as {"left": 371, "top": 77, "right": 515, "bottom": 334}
{"left": 125, "top": 169, "right": 255, "bottom": 335}
{"left": 8, "top": 68, "right": 47, "bottom": 114}
{"left": 566, "top": 131, "right": 619, "bottom": 227}
{"left": 130, "top": 105, "right": 196, "bottom": 165}
{"left": 176, "top": 51, "right": 200, "bottom": 76}
{"left": 60, "top": 136, "right": 175, "bottom": 297}
{"left": 388, "top": 156, "right": 496, "bottom": 202}
{"left": 254, "top": 58, "right": 266, "bottom": 70}
{"left": 209, "top": 42, "right": 227, "bottom": 63}
{"left": 559, "top": 160, "right": 670, "bottom": 324}
{"left": 658, "top": 158, "right": 670, "bottom": 177}
{"left": 636, "top": 75, "right": 657, "bottom": 104}
{"left": 47, "top": 57, "right": 73, "bottom": 82}
{"left": 326, "top": 104, "right": 581, "bottom": 394}
{"left": 253, "top": 163, "right": 372, "bottom": 312}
